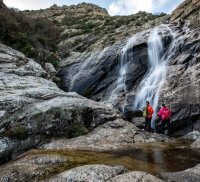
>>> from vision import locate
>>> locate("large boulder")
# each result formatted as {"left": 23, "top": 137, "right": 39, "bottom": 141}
{"left": 0, "top": 43, "right": 122, "bottom": 163}
{"left": 180, "top": 131, "right": 200, "bottom": 141}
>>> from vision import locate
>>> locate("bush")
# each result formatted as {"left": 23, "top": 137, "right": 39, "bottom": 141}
{"left": 0, "top": 7, "right": 61, "bottom": 62}
{"left": 45, "top": 54, "right": 59, "bottom": 68}
{"left": 66, "top": 123, "right": 88, "bottom": 138}
{"left": 1, "top": 125, "right": 28, "bottom": 139}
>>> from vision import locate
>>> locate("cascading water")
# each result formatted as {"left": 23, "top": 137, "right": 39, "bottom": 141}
{"left": 108, "top": 35, "right": 137, "bottom": 105}
{"left": 134, "top": 28, "right": 165, "bottom": 111}
{"left": 134, "top": 26, "right": 177, "bottom": 128}
{"left": 109, "top": 24, "right": 181, "bottom": 125}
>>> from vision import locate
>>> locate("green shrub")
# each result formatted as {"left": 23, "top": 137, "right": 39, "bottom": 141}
{"left": 45, "top": 54, "right": 59, "bottom": 68}
{"left": 1, "top": 125, "right": 28, "bottom": 139}
{"left": 66, "top": 123, "right": 88, "bottom": 138}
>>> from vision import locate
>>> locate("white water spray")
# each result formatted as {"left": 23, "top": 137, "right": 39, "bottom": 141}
{"left": 134, "top": 28, "right": 165, "bottom": 110}
{"left": 108, "top": 35, "right": 138, "bottom": 105}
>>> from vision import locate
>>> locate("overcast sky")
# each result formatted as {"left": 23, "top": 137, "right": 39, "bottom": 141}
{"left": 4, "top": 0, "right": 184, "bottom": 15}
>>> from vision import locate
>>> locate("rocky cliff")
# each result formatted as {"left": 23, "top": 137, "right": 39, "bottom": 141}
{"left": 22, "top": 3, "right": 168, "bottom": 59}
{"left": 171, "top": 0, "right": 200, "bottom": 26}
{"left": 57, "top": 1, "right": 200, "bottom": 136}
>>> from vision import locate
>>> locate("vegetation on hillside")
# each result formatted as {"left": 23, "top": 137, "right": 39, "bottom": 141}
{"left": 0, "top": 2, "right": 167, "bottom": 64}
{"left": 0, "top": 6, "right": 61, "bottom": 67}
{"left": 59, "top": 11, "right": 167, "bottom": 57}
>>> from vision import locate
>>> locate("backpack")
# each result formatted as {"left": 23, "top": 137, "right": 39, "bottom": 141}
{"left": 143, "top": 107, "right": 147, "bottom": 118}
{"left": 161, "top": 108, "right": 170, "bottom": 120}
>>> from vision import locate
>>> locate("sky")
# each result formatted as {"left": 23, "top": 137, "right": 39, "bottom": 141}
{"left": 4, "top": 0, "right": 184, "bottom": 15}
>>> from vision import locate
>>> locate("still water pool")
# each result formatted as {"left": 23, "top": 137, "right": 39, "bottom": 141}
{"left": 40, "top": 141, "right": 200, "bottom": 175}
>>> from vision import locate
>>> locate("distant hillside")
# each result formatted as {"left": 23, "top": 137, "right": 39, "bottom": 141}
{"left": 0, "top": 0, "right": 61, "bottom": 67}
{"left": 0, "top": 0, "right": 168, "bottom": 67}
{"left": 23, "top": 3, "right": 168, "bottom": 59}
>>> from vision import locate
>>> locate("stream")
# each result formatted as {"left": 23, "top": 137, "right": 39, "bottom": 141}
{"left": 38, "top": 141, "right": 200, "bottom": 176}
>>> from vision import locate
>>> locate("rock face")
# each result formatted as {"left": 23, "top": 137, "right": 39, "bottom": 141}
{"left": 23, "top": 3, "right": 109, "bottom": 23}
{"left": 160, "top": 164, "right": 200, "bottom": 182}
{"left": 59, "top": 26, "right": 171, "bottom": 101}
{"left": 0, "top": 43, "right": 124, "bottom": 163}
{"left": 59, "top": 19, "right": 200, "bottom": 136}
{"left": 158, "top": 22, "right": 200, "bottom": 136}
{"left": 171, "top": 0, "right": 200, "bottom": 26}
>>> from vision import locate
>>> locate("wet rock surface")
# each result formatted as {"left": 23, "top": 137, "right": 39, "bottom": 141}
{"left": 160, "top": 164, "right": 200, "bottom": 182}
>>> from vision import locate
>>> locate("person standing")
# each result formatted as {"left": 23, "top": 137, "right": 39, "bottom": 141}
{"left": 143, "top": 101, "right": 154, "bottom": 132}
{"left": 157, "top": 104, "right": 171, "bottom": 135}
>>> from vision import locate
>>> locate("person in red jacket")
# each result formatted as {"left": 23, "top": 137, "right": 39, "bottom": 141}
{"left": 144, "top": 101, "right": 154, "bottom": 132}
{"left": 157, "top": 104, "right": 171, "bottom": 135}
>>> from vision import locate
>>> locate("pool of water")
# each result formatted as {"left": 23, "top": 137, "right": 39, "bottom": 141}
{"left": 39, "top": 141, "right": 200, "bottom": 175}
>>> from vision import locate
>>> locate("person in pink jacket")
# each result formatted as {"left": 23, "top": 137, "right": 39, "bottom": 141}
{"left": 157, "top": 104, "right": 171, "bottom": 135}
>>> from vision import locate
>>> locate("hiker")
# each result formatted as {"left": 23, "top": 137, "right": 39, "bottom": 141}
{"left": 143, "top": 101, "right": 154, "bottom": 132}
{"left": 157, "top": 104, "right": 171, "bottom": 135}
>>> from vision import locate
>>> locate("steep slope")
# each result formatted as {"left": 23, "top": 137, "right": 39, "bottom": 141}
{"left": 23, "top": 3, "right": 168, "bottom": 59}
{"left": 171, "top": 0, "right": 200, "bottom": 27}
{"left": 0, "top": 0, "right": 61, "bottom": 67}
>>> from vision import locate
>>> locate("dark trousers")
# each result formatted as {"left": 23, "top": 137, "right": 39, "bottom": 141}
{"left": 161, "top": 119, "right": 171, "bottom": 135}
{"left": 145, "top": 117, "right": 152, "bottom": 132}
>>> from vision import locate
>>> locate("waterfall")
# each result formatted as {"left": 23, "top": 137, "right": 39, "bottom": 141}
{"left": 134, "top": 26, "right": 177, "bottom": 128}
{"left": 134, "top": 28, "right": 165, "bottom": 111}
{"left": 108, "top": 35, "right": 137, "bottom": 105}
{"left": 109, "top": 24, "right": 179, "bottom": 125}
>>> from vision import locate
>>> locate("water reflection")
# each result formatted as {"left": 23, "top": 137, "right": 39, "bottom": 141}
{"left": 39, "top": 142, "right": 200, "bottom": 175}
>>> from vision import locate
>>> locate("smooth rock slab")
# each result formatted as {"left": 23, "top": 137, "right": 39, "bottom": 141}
{"left": 160, "top": 164, "right": 200, "bottom": 182}
{"left": 108, "top": 171, "right": 164, "bottom": 182}
{"left": 42, "top": 119, "right": 167, "bottom": 151}
{"left": 43, "top": 165, "right": 127, "bottom": 182}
